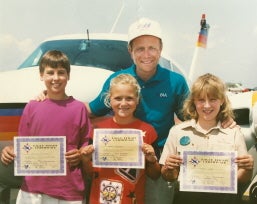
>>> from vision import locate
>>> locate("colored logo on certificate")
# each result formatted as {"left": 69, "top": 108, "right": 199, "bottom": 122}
{"left": 23, "top": 143, "right": 32, "bottom": 153}
{"left": 101, "top": 135, "right": 111, "bottom": 145}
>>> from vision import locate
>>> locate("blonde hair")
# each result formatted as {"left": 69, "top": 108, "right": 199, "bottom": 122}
{"left": 183, "top": 73, "right": 234, "bottom": 122}
{"left": 104, "top": 74, "right": 141, "bottom": 108}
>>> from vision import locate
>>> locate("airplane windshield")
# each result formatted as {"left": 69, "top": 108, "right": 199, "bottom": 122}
{"left": 18, "top": 39, "right": 133, "bottom": 72}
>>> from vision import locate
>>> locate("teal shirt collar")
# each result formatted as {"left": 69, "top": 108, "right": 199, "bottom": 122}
{"left": 131, "top": 64, "right": 163, "bottom": 84}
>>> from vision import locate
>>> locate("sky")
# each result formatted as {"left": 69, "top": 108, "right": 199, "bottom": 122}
{"left": 1, "top": 0, "right": 257, "bottom": 88}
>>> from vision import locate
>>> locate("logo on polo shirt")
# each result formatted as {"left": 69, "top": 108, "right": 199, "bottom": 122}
{"left": 160, "top": 92, "right": 167, "bottom": 97}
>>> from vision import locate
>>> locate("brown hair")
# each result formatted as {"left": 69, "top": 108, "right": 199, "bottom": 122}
{"left": 183, "top": 73, "right": 234, "bottom": 123}
{"left": 39, "top": 50, "right": 70, "bottom": 74}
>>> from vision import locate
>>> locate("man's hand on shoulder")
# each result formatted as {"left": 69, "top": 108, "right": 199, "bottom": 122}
{"left": 221, "top": 117, "right": 237, "bottom": 129}
{"left": 34, "top": 90, "right": 47, "bottom": 101}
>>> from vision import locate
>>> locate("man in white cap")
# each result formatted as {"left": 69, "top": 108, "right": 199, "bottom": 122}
{"left": 33, "top": 17, "right": 235, "bottom": 203}
{"left": 87, "top": 17, "right": 189, "bottom": 204}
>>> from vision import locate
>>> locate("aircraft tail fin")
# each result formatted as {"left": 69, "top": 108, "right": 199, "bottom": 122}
{"left": 188, "top": 14, "right": 210, "bottom": 84}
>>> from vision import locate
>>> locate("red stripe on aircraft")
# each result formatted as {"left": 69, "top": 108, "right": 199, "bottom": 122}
{"left": 0, "top": 116, "right": 21, "bottom": 132}
{"left": 0, "top": 132, "right": 18, "bottom": 141}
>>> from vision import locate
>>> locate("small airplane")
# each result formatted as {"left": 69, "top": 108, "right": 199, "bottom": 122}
{"left": 0, "top": 17, "right": 257, "bottom": 203}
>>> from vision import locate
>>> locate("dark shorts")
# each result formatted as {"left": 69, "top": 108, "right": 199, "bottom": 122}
{"left": 174, "top": 191, "right": 239, "bottom": 204}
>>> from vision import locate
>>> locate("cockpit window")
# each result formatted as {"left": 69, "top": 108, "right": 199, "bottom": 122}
{"left": 18, "top": 38, "right": 176, "bottom": 74}
{"left": 18, "top": 39, "right": 133, "bottom": 72}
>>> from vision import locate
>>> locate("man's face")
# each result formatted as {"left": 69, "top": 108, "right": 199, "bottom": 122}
{"left": 129, "top": 35, "right": 162, "bottom": 78}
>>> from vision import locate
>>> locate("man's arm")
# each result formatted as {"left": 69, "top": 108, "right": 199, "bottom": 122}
{"left": 84, "top": 102, "right": 95, "bottom": 118}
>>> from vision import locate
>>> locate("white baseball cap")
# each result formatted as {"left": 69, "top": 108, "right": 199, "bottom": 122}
{"left": 128, "top": 17, "right": 162, "bottom": 44}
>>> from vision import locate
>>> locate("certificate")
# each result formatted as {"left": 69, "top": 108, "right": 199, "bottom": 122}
{"left": 93, "top": 129, "right": 144, "bottom": 168}
{"left": 180, "top": 150, "right": 237, "bottom": 193}
{"left": 14, "top": 136, "right": 66, "bottom": 176}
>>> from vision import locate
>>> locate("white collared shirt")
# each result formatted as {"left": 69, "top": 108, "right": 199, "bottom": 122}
{"left": 159, "top": 119, "right": 247, "bottom": 165}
